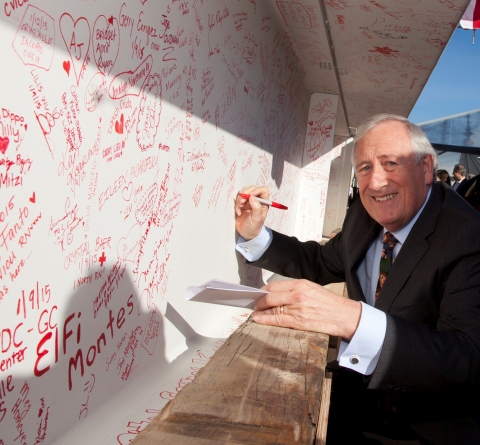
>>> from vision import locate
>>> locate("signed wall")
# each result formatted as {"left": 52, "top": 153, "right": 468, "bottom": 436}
{"left": 0, "top": 1, "right": 341, "bottom": 443}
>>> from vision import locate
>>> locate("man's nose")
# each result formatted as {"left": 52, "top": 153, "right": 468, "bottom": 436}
{"left": 369, "top": 166, "right": 388, "bottom": 190}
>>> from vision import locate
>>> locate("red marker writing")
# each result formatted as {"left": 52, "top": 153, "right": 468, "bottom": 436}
{"left": 238, "top": 193, "right": 288, "bottom": 210}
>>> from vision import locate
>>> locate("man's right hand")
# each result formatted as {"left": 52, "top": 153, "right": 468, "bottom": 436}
{"left": 235, "top": 185, "right": 270, "bottom": 240}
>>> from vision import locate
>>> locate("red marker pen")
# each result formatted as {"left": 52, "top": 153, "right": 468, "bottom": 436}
{"left": 238, "top": 193, "right": 288, "bottom": 210}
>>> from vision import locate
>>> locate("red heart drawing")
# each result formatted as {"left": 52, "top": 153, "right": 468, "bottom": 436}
{"left": 309, "top": 121, "right": 313, "bottom": 126}
{"left": 0, "top": 136, "right": 9, "bottom": 155}
{"left": 115, "top": 113, "right": 124, "bottom": 134}
{"left": 24, "top": 123, "right": 28, "bottom": 130}
{"left": 59, "top": 14, "right": 91, "bottom": 86}
{"left": 30, "top": 192, "right": 36, "bottom": 203}
{"left": 122, "top": 182, "right": 133, "bottom": 201}
{"left": 63, "top": 60, "right": 71, "bottom": 76}
{"left": 108, "top": 15, "right": 114, "bottom": 25}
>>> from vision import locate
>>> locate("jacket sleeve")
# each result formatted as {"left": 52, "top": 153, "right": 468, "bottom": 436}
{"left": 251, "top": 228, "right": 347, "bottom": 285}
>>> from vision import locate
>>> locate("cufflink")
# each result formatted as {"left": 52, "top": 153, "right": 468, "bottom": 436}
{"left": 243, "top": 247, "right": 249, "bottom": 252}
{"left": 349, "top": 355, "right": 359, "bottom": 365}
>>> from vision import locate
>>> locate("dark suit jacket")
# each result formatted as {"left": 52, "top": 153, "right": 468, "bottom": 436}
{"left": 253, "top": 184, "right": 480, "bottom": 444}
{"left": 456, "top": 177, "right": 472, "bottom": 197}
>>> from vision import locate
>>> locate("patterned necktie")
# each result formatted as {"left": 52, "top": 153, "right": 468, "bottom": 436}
{"left": 375, "top": 231, "right": 399, "bottom": 303}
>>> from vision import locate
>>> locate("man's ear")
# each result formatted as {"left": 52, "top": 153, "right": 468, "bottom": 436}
{"left": 423, "top": 154, "right": 435, "bottom": 185}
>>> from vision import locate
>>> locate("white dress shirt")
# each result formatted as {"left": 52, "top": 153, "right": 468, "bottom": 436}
{"left": 236, "top": 188, "right": 431, "bottom": 375}
{"left": 452, "top": 178, "right": 464, "bottom": 192}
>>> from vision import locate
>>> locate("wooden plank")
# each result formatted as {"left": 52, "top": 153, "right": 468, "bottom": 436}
{"left": 315, "top": 336, "right": 340, "bottom": 445}
{"left": 315, "top": 283, "right": 346, "bottom": 445}
{"left": 133, "top": 318, "right": 329, "bottom": 444}
{"left": 315, "top": 369, "right": 332, "bottom": 445}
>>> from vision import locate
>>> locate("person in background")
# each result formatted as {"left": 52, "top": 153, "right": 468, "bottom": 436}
{"left": 457, "top": 169, "right": 475, "bottom": 198}
{"left": 436, "top": 169, "right": 451, "bottom": 187}
{"left": 235, "top": 114, "right": 480, "bottom": 445}
{"left": 452, "top": 164, "right": 467, "bottom": 192}
{"left": 463, "top": 173, "right": 480, "bottom": 211}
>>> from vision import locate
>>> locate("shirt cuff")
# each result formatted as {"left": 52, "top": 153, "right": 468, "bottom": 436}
{"left": 235, "top": 226, "right": 273, "bottom": 262}
{"left": 337, "top": 302, "right": 387, "bottom": 375}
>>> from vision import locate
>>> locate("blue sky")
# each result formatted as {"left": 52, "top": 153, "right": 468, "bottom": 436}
{"left": 409, "top": 27, "right": 480, "bottom": 124}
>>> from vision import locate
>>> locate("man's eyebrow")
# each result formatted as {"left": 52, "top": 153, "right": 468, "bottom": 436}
{"left": 377, "top": 154, "right": 395, "bottom": 160}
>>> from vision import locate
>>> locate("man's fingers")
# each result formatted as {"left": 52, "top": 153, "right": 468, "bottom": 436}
{"left": 263, "top": 279, "right": 297, "bottom": 293}
{"left": 252, "top": 304, "right": 283, "bottom": 316}
{"left": 251, "top": 312, "right": 290, "bottom": 328}
{"left": 248, "top": 195, "right": 264, "bottom": 213}
{"left": 235, "top": 186, "right": 255, "bottom": 215}
{"left": 254, "top": 291, "right": 291, "bottom": 311}
{"left": 249, "top": 185, "right": 270, "bottom": 201}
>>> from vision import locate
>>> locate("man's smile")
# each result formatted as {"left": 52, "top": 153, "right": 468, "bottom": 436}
{"left": 374, "top": 193, "right": 397, "bottom": 202}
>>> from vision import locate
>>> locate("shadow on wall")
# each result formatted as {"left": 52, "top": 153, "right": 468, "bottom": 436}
{"left": 1, "top": 264, "right": 226, "bottom": 445}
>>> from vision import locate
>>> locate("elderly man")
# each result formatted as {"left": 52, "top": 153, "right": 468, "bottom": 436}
{"left": 235, "top": 114, "right": 480, "bottom": 444}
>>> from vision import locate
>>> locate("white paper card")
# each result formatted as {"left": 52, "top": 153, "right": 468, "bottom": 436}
{"left": 185, "top": 279, "right": 268, "bottom": 308}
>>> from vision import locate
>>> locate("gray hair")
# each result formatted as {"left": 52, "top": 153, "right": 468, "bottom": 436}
{"left": 352, "top": 114, "right": 438, "bottom": 170}
{"left": 453, "top": 164, "right": 467, "bottom": 176}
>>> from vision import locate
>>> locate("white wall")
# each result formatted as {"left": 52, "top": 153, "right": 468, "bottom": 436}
{"left": 323, "top": 139, "right": 354, "bottom": 238}
{"left": 294, "top": 92, "right": 340, "bottom": 242}
{"left": 0, "top": 1, "right": 341, "bottom": 443}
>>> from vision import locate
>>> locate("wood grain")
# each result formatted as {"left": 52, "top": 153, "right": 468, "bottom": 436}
{"left": 133, "top": 318, "right": 330, "bottom": 444}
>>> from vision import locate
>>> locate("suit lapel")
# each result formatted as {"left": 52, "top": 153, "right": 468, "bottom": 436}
{"left": 347, "top": 217, "right": 380, "bottom": 271}
{"left": 375, "top": 185, "right": 442, "bottom": 311}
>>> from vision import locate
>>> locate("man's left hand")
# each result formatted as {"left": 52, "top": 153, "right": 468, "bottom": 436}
{"left": 252, "top": 279, "right": 362, "bottom": 340}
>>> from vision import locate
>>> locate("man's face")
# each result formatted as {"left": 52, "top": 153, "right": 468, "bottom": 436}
{"left": 453, "top": 170, "right": 463, "bottom": 181}
{"left": 354, "top": 121, "right": 434, "bottom": 232}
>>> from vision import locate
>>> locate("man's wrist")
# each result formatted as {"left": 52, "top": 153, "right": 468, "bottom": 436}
{"left": 342, "top": 299, "right": 362, "bottom": 341}
{"left": 236, "top": 226, "right": 273, "bottom": 261}
{"left": 337, "top": 302, "right": 387, "bottom": 375}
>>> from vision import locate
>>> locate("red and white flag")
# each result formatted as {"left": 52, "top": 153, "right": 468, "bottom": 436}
{"left": 460, "top": 0, "right": 480, "bottom": 29}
